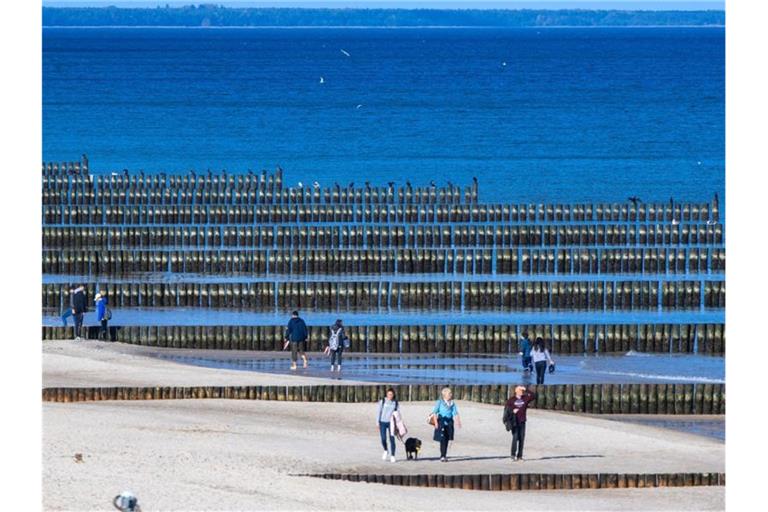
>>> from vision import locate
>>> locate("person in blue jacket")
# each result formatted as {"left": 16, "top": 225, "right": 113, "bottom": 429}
{"left": 519, "top": 330, "right": 533, "bottom": 373}
{"left": 430, "top": 387, "right": 462, "bottom": 462}
{"left": 95, "top": 291, "right": 109, "bottom": 341}
{"left": 283, "top": 310, "right": 309, "bottom": 370}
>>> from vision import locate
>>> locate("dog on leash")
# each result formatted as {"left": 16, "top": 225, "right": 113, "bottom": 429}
{"left": 405, "top": 437, "right": 422, "bottom": 460}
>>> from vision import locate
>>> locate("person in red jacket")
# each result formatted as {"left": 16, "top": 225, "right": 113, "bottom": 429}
{"left": 502, "top": 385, "right": 537, "bottom": 461}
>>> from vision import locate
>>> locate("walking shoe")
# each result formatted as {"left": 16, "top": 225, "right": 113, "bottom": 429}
{"left": 382, "top": 451, "right": 388, "bottom": 460}
{"left": 74, "top": 337, "right": 81, "bottom": 341}
{"left": 336, "top": 365, "right": 342, "bottom": 372}
{"left": 440, "top": 457, "right": 447, "bottom": 462}
{"left": 290, "top": 362, "right": 297, "bottom": 371}
{"left": 390, "top": 455, "right": 396, "bottom": 463}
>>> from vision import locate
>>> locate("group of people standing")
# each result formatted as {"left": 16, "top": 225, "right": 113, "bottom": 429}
{"left": 375, "top": 385, "right": 537, "bottom": 463}
{"left": 61, "top": 285, "right": 111, "bottom": 341}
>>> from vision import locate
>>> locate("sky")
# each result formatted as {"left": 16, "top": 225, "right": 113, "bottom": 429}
{"left": 42, "top": 0, "right": 726, "bottom": 10}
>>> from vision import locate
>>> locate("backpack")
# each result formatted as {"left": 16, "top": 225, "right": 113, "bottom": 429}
{"left": 328, "top": 327, "right": 341, "bottom": 350}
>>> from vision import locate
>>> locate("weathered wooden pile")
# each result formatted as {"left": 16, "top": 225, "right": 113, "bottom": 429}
{"left": 42, "top": 158, "right": 725, "bottom": 354}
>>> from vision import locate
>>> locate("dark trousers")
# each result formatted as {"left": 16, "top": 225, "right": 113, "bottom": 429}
{"left": 535, "top": 361, "right": 547, "bottom": 384}
{"left": 511, "top": 421, "right": 527, "bottom": 458}
{"left": 73, "top": 313, "right": 84, "bottom": 339}
{"left": 437, "top": 417, "right": 455, "bottom": 458}
{"left": 99, "top": 319, "right": 109, "bottom": 341}
{"left": 379, "top": 421, "right": 395, "bottom": 455}
{"left": 522, "top": 355, "right": 533, "bottom": 371}
{"left": 61, "top": 308, "right": 73, "bottom": 326}
{"left": 290, "top": 341, "right": 307, "bottom": 362}
{"left": 330, "top": 347, "right": 344, "bottom": 366}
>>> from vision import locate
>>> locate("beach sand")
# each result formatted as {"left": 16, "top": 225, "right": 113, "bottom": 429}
{"left": 43, "top": 340, "right": 724, "bottom": 511}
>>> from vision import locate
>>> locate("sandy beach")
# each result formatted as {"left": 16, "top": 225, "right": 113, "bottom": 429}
{"left": 42, "top": 340, "right": 724, "bottom": 511}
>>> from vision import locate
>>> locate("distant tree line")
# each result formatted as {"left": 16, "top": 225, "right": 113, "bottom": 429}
{"left": 42, "top": 6, "right": 725, "bottom": 27}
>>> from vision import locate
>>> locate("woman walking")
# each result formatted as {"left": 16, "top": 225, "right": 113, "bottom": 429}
{"left": 503, "top": 386, "right": 537, "bottom": 461}
{"left": 376, "top": 388, "right": 399, "bottom": 463}
{"left": 532, "top": 337, "right": 555, "bottom": 385}
{"left": 326, "top": 319, "right": 348, "bottom": 372}
{"left": 429, "top": 387, "right": 462, "bottom": 462}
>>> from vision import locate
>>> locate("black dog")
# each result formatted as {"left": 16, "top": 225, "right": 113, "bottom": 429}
{"left": 405, "top": 437, "right": 422, "bottom": 460}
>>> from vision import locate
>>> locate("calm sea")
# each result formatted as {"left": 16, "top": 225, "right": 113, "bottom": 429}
{"left": 42, "top": 27, "right": 724, "bottom": 203}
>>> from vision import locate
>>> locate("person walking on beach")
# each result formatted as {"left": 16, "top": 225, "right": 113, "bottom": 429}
{"left": 72, "top": 285, "right": 87, "bottom": 341}
{"left": 429, "top": 387, "right": 462, "bottom": 462}
{"left": 532, "top": 338, "right": 555, "bottom": 385}
{"left": 503, "top": 385, "right": 537, "bottom": 461}
{"left": 283, "top": 310, "right": 309, "bottom": 371}
{"left": 377, "top": 387, "right": 399, "bottom": 463}
{"left": 326, "top": 319, "right": 348, "bottom": 372}
{"left": 519, "top": 330, "right": 533, "bottom": 373}
{"left": 95, "top": 291, "right": 110, "bottom": 341}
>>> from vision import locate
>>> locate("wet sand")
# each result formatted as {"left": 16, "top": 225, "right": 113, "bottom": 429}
{"left": 43, "top": 340, "right": 724, "bottom": 511}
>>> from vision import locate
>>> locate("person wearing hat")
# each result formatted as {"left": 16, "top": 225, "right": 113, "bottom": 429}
{"left": 95, "top": 291, "right": 109, "bottom": 341}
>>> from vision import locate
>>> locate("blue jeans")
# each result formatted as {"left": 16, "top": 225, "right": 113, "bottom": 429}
{"left": 379, "top": 421, "right": 395, "bottom": 456}
{"left": 61, "top": 308, "right": 73, "bottom": 326}
{"left": 522, "top": 355, "right": 533, "bottom": 371}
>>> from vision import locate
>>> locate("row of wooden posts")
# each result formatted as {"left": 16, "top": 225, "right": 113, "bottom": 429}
{"left": 42, "top": 279, "right": 726, "bottom": 311}
{"left": 304, "top": 472, "right": 724, "bottom": 491}
{"left": 42, "top": 323, "right": 726, "bottom": 354}
{"left": 42, "top": 203, "right": 720, "bottom": 225}
{"left": 42, "top": 247, "right": 726, "bottom": 276}
{"left": 42, "top": 224, "right": 725, "bottom": 248}
{"left": 40, "top": 383, "right": 726, "bottom": 414}
{"left": 43, "top": 183, "right": 478, "bottom": 207}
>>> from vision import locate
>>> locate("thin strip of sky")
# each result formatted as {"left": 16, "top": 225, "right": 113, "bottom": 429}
{"left": 42, "top": 1, "right": 726, "bottom": 10}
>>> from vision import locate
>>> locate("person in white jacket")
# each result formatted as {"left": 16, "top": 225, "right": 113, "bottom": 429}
{"left": 532, "top": 337, "right": 555, "bottom": 384}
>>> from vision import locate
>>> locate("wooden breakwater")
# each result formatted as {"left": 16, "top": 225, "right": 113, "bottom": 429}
{"left": 301, "top": 472, "right": 725, "bottom": 491}
{"left": 41, "top": 160, "right": 724, "bottom": 355}
{"left": 42, "top": 279, "right": 725, "bottom": 312}
{"left": 42, "top": 247, "right": 725, "bottom": 275}
{"left": 40, "top": 383, "right": 726, "bottom": 414}
{"left": 42, "top": 323, "right": 725, "bottom": 354}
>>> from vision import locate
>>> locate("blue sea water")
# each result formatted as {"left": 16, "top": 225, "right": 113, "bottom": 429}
{"left": 43, "top": 27, "right": 724, "bottom": 203}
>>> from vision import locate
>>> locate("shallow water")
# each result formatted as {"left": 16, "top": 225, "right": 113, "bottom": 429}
{"left": 42, "top": 307, "right": 725, "bottom": 327}
{"left": 607, "top": 416, "right": 724, "bottom": 442}
{"left": 154, "top": 352, "right": 724, "bottom": 385}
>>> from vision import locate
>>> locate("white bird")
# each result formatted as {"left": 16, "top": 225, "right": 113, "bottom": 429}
{"left": 356, "top": 104, "right": 363, "bottom": 109}
{"left": 313, "top": 181, "right": 320, "bottom": 188}
{"left": 319, "top": 77, "right": 325, "bottom": 84}
{"left": 502, "top": 61, "right": 507, "bottom": 67}
{"left": 340, "top": 49, "right": 351, "bottom": 57}
{"left": 297, "top": 181, "right": 303, "bottom": 188}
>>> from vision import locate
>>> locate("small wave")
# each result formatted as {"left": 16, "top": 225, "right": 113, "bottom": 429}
{"left": 594, "top": 370, "right": 724, "bottom": 383}
{"left": 624, "top": 350, "right": 654, "bottom": 357}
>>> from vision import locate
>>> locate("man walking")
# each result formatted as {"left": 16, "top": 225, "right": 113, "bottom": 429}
{"left": 72, "top": 285, "right": 87, "bottom": 341}
{"left": 283, "top": 310, "right": 309, "bottom": 370}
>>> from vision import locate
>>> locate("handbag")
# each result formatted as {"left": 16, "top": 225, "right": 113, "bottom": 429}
{"left": 427, "top": 413, "right": 437, "bottom": 427}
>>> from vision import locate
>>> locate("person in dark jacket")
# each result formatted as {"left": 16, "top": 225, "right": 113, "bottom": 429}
{"left": 519, "top": 330, "right": 533, "bottom": 373}
{"left": 326, "top": 318, "right": 348, "bottom": 372}
{"left": 95, "top": 291, "right": 109, "bottom": 341}
{"left": 283, "top": 310, "right": 309, "bottom": 370}
{"left": 72, "top": 285, "right": 87, "bottom": 341}
{"left": 503, "top": 386, "right": 537, "bottom": 461}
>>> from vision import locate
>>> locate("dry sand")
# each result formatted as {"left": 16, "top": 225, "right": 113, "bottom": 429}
{"left": 43, "top": 340, "right": 724, "bottom": 511}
